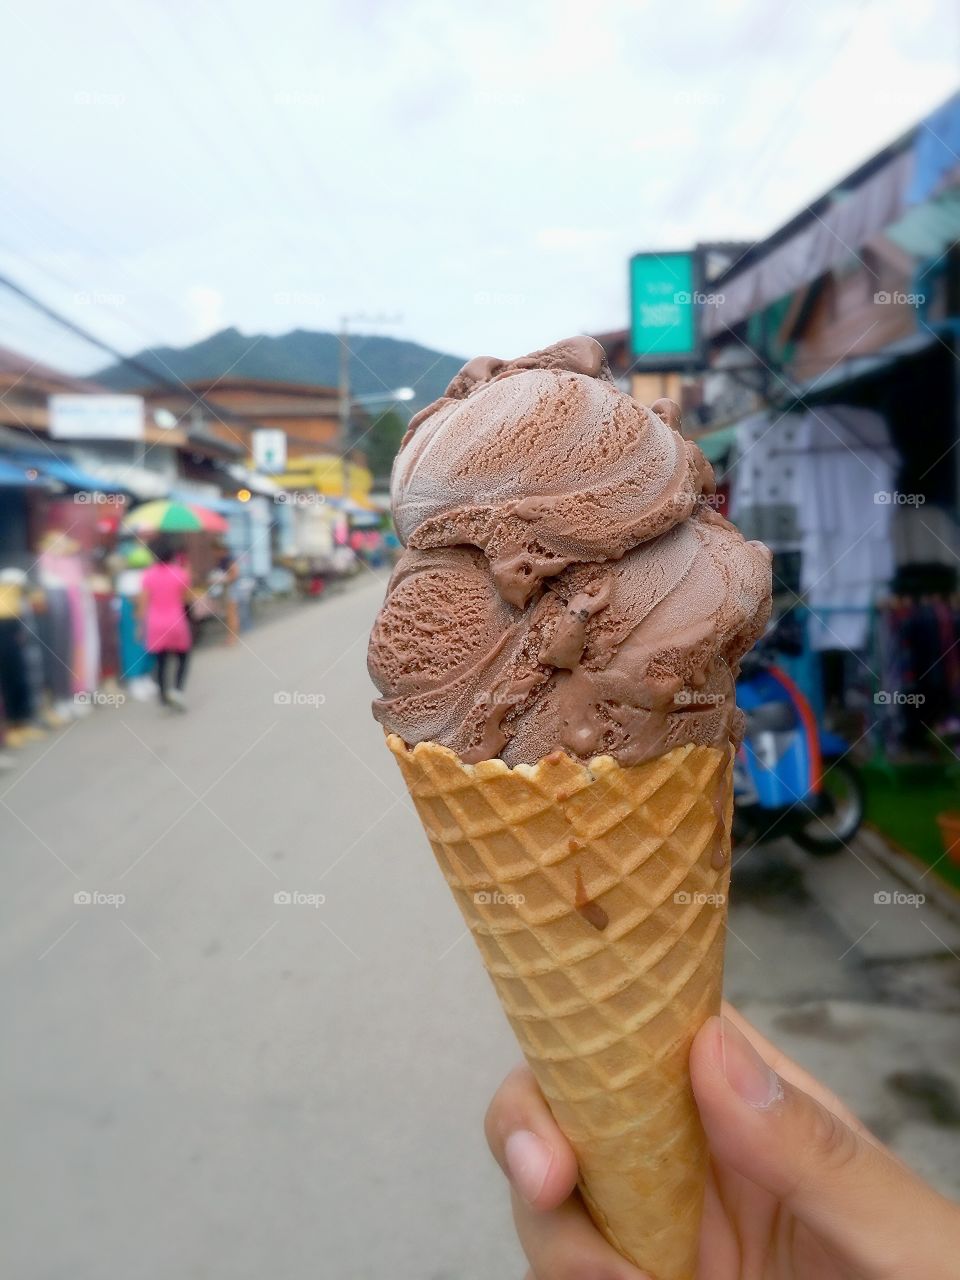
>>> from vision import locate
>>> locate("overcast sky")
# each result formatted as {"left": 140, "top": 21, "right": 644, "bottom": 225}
{"left": 2, "top": 0, "right": 958, "bottom": 374}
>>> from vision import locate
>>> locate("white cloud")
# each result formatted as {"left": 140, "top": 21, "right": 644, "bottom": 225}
{"left": 186, "top": 287, "right": 224, "bottom": 342}
{"left": 0, "top": 0, "right": 956, "bottom": 370}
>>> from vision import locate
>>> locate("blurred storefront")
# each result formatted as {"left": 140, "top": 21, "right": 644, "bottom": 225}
{"left": 607, "top": 92, "right": 960, "bottom": 870}
{"left": 0, "top": 346, "right": 366, "bottom": 750}
{"left": 142, "top": 376, "right": 344, "bottom": 460}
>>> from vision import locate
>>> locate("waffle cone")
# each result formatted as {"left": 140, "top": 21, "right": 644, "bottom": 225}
{"left": 387, "top": 732, "right": 733, "bottom": 1280}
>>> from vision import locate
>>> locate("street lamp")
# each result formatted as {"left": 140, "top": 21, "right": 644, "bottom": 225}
{"left": 351, "top": 387, "right": 415, "bottom": 405}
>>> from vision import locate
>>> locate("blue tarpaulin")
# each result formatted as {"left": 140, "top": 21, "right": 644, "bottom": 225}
{"left": 907, "top": 92, "right": 960, "bottom": 205}
{"left": 0, "top": 457, "right": 51, "bottom": 488}
{"left": 10, "top": 451, "right": 126, "bottom": 494}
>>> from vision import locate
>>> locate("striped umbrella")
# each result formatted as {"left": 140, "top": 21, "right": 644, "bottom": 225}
{"left": 121, "top": 499, "right": 229, "bottom": 535}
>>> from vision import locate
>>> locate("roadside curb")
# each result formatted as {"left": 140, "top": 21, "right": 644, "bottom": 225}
{"left": 860, "top": 826, "right": 960, "bottom": 929}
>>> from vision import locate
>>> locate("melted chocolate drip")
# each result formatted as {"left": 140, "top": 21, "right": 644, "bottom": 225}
{"left": 574, "top": 867, "right": 609, "bottom": 931}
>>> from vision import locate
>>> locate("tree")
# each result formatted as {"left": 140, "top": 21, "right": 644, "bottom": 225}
{"left": 363, "top": 409, "right": 408, "bottom": 479}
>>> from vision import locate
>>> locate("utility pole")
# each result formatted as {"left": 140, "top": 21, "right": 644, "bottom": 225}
{"left": 338, "top": 315, "right": 351, "bottom": 500}
{"left": 337, "top": 314, "right": 353, "bottom": 455}
{"left": 337, "top": 311, "right": 403, "bottom": 502}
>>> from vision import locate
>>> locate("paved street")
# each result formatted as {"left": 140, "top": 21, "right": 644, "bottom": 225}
{"left": 4, "top": 574, "right": 960, "bottom": 1280}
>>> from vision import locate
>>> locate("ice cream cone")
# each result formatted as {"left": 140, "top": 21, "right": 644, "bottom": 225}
{"left": 388, "top": 732, "right": 733, "bottom": 1280}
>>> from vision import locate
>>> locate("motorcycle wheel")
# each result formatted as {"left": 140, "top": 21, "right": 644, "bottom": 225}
{"left": 793, "top": 758, "right": 865, "bottom": 856}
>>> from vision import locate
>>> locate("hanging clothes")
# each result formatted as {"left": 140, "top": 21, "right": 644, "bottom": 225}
{"left": 116, "top": 567, "right": 153, "bottom": 682}
{"left": 730, "top": 411, "right": 805, "bottom": 550}
{"left": 793, "top": 407, "right": 898, "bottom": 651}
{"left": 873, "top": 597, "right": 960, "bottom": 753}
{"left": 0, "top": 576, "right": 33, "bottom": 724}
{"left": 733, "top": 406, "right": 898, "bottom": 650}
{"left": 35, "top": 586, "right": 74, "bottom": 705}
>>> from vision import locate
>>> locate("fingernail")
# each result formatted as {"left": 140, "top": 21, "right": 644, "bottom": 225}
{"left": 720, "top": 1016, "right": 783, "bottom": 1109}
{"left": 504, "top": 1129, "right": 552, "bottom": 1204}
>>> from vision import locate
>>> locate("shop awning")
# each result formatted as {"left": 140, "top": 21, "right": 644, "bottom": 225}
{"left": 0, "top": 457, "right": 55, "bottom": 488}
{"left": 704, "top": 94, "right": 960, "bottom": 339}
{"left": 703, "top": 147, "right": 914, "bottom": 337}
{"left": 690, "top": 424, "right": 738, "bottom": 462}
{"left": 11, "top": 451, "right": 126, "bottom": 493}
{"left": 906, "top": 92, "right": 960, "bottom": 203}
{"left": 782, "top": 330, "right": 937, "bottom": 404}
{"left": 71, "top": 461, "right": 169, "bottom": 499}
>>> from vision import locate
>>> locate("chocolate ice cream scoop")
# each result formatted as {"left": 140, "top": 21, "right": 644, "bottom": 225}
{"left": 392, "top": 336, "right": 715, "bottom": 608}
{"left": 369, "top": 337, "right": 772, "bottom": 767}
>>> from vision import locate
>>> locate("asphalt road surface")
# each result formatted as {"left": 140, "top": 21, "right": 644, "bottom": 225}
{"left": 4, "top": 573, "right": 959, "bottom": 1279}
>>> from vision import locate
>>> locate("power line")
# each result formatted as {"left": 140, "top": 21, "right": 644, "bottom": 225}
{"left": 0, "top": 269, "right": 265, "bottom": 451}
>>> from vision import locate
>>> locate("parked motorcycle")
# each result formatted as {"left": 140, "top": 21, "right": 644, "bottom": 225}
{"left": 734, "top": 623, "right": 865, "bottom": 855}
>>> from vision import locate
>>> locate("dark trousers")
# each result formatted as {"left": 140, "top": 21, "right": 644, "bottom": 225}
{"left": 0, "top": 617, "right": 33, "bottom": 723}
{"left": 154, "top": 650, "right": 189, "bottom": 702}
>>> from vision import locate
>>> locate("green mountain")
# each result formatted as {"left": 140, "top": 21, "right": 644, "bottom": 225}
{"left": 94, "top": 327, "right": 465, "bottom": 413}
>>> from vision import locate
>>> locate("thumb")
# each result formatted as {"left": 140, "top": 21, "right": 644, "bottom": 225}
{"left": 691, "top": 1015, "right": 956, "bottom": 1278}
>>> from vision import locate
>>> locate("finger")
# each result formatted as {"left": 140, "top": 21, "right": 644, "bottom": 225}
{"left": 510, "top": 1186, "right": 650, "bottom": 1280}
{"left": 720, "top": 1002, "right": 871, "bottom": 1137}
{"left": 692, "top": 1015, "right": 957, "bottom": 1276}
{"left": 485, "top": 1065, "right": 578, "bottom": 1211}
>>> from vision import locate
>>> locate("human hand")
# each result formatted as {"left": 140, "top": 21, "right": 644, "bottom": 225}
{"left": 485, "top": 1002, "right": 960, "bottom": 1279}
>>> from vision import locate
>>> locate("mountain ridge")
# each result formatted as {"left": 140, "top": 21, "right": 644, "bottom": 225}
{"left": 94, "top": 327, "right": 465, "bottom": 412}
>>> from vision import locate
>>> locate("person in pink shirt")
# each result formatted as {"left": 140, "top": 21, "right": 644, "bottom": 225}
{"left": 138, "top": 537, "right": 192, "bottom": 711}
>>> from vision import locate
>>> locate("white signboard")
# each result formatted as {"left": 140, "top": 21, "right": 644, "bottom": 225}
{"left": 252, "top": 428, "right": 287, "bottom": 472}
{"left": 49, "top": 394, "right": 145, "bottom": 440}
